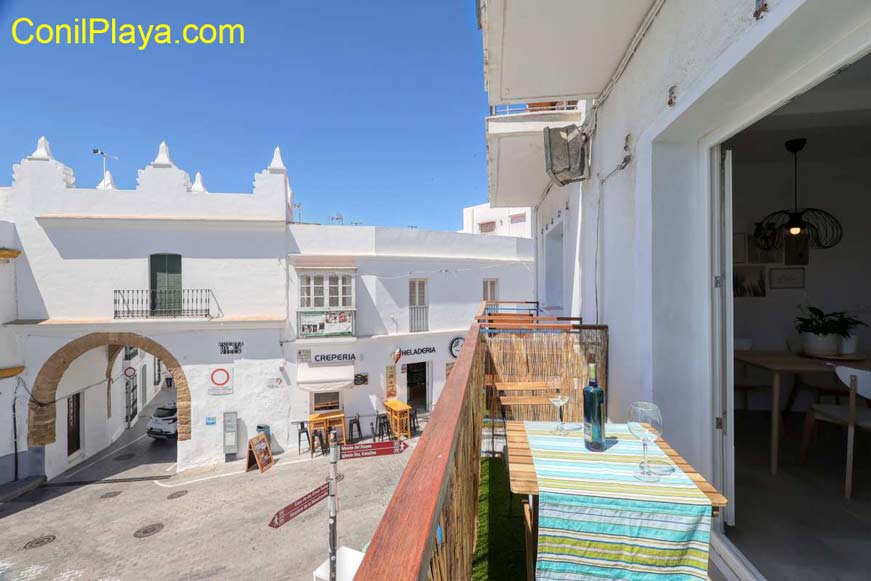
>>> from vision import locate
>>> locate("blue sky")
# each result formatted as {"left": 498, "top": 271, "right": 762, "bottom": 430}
{"left": 0, "top": 0, "right": 487, "bottom": 230}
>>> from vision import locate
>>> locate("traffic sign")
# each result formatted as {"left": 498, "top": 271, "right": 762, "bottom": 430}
{"left": 123, "top": 367, "right": 136, "bottom": 378}
{"left": 340, "top": 440, "right": 408, "bottom": 460}
{"left": 268, "top": 482, "right": 329, "bottom": 529}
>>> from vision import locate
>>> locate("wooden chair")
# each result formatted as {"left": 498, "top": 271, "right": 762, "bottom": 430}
{"left": 801, "top": 366, "right": 871, "bottom": 499}
{"left": 734, "top": 338, "right": 769, "bottom": 410}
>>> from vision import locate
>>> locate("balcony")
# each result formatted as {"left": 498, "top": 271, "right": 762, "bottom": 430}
{"left": 486, "top": 101, "right": 583, "bottom": 208}
{"left": 409, "top": 305, "right": 428, "bottom": 333}
{"left": 113, "top": 289, "right": 217, "bottom": 319}
{"left": 297, "top": 308, "right": 356, "bottom": 338}
{"left": 355, "top": 301, "right": 725, "bottom": 580}
{"left": 479, "top": 0, "right": 659, "bottom": 105}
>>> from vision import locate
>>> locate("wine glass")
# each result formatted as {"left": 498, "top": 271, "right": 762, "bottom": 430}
{"left": 627, "top": 402, "right": 663, "bottom": 482}
{"left": 547, "top": 376, "right": 569, "bottom": 434}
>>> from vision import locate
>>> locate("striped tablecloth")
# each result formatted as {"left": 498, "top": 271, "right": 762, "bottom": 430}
{"left": 525, "top": 422, "right": 712, "bottom": 580}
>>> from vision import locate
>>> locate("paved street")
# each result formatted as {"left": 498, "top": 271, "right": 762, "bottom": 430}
{"left": 0, "top": 392, "right": 415, "bottom": 581}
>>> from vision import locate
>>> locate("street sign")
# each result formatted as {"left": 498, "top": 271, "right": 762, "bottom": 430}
{"left": 268, "top": 482, "right": 329, "bottom": 529}
{"left": 340, "top": 440, "right": 408, "bottom": 460}
{"left": 123, "top": 366, "right": 136, "bottom": 378}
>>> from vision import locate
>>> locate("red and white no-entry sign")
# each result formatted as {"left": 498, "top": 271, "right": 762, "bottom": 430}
{"left": 208, "top": 367, "right": 234, "bottom": 395}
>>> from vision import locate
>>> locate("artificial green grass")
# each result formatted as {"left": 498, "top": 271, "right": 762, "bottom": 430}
{"left": 472, "top": 458, "right": 527, "bottom": 580}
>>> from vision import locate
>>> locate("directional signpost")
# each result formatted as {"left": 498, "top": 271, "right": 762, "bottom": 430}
{"left": 269, "top": 482, "right": 329, "bottom": 529}
{"left": 340, "top": 440, "right": 408, "bottom": 460}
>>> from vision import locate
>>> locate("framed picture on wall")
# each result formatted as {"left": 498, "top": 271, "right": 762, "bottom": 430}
{"left": 747, "top": 238, "right": 782, "bottom": 264}
{"left": 769, "top": 267, "right": 805, "bottom": 290}
{"left": 733, "top": 233, "right": 747, "bottom": 264}
{"left": 733, "top": 266, "right": 766, "bottom": 297}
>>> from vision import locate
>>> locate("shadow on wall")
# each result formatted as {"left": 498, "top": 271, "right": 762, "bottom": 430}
{"left": 355, "top": 275, "right": 383, "bottom": 336}
{"left": 12, "top": 227, "right": 48, "bottom": 321}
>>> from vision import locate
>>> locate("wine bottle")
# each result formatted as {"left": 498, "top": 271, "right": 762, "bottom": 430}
{"left": 583, "top": 363, "right": 605, "bottom": 451}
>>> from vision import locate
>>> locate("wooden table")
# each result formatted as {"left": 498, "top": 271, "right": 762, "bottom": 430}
{"left": 309, "top": 410, "right": 347, "bottom": 446}
{"left": 505, "top": 421, "right": 727, "bottom": 517}
{"left": 384, "top": 399, "right": 411, "bottom": 440}
{"left": 734, "top": 350, "right": 870, "bottom": 475}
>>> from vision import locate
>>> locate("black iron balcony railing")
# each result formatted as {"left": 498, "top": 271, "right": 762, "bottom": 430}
{"left": 113, "top": 289, "right": 215, "bottom": 319}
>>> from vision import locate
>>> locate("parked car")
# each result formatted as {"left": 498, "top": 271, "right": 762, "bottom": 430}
{"left": 146, "top": 403, "right": 178, "bottom": 440}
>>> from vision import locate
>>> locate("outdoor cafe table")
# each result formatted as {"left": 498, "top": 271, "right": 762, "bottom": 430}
{"left": 505, "top": 421, "right": 727, "bottom": 573}
{"left": 734, "top": 350, "right": 871, "bottom": 475}
{"left": 309, "top": 410, "right": 347, "bottom": 446}
{"left": 383, "top": 398, "right": 411, "bottom": 440}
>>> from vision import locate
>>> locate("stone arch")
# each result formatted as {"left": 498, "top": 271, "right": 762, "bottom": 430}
{"left": 28, "top": 332, "right": 190, "bottom": 446}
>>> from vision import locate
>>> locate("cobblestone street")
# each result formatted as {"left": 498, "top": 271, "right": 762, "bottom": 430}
{"left": 0, "top": 397, "right": 415, "bottom": 581}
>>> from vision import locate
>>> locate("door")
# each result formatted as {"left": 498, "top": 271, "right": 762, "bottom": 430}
{"left": 126, "top": 377, "right": 138, "bottom": 423}
{"left": 406, "top": 362, "right": 428, "bottom": 411}
{"left": 140, "top": 364, "right": 147, "bottom": 409}
{"left": 150, "top": 253, "right": 182, "bottom": 316}
{"left": 67, "top": 393, "right": 81, "bottom": 456}
{"left": 712, "top": 146, "right": 736, "bottom": 525}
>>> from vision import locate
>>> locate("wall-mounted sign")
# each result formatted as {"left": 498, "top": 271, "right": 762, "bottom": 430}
{"left": 267, "top": 377, "right": 284, "bottom": 389}
{"left": 208, "top": 367, "right": 234, "bottom": 395}
{"left": 354, "top": 373, "right": 369, "bottom": 386}
{"left": 297, "top": 349, "right": 311, "bottom": 363}
{"left": 386, "top": 365, "right": 396, "bottom": 398}
{"left": 123, "top": 367, "right": 137, "bottom": 378}
{"left": 299, "top": 310, "right": 353, "bottom": 337}
{"left": 400, "top": 347, "right": 436, "bottom": 357}
{"left": 400, "top": 364, "right": 407, "bottom": 374}
{"left": 312, "top": 353, "right": 357, "bottom": 364}
{"left": 448, "top": 337, "right": 465, "bottom": 359}
{"left": 205, "top": 416, "right": 217, "bottom": 426}
{"left": 219, "top": 341, "right": 244, "bottom": 355}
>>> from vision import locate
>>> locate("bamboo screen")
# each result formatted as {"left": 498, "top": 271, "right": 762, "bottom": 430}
{"left": 484, "top": 326, "right": 609, "bottom": 423}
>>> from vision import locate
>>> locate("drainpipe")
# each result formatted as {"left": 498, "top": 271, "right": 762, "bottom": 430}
{"left": 12, "top": 388, "right": 18, "bottom": 481}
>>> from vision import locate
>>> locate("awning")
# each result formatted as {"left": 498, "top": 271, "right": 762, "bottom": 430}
{"left": 297, "top": 363, "right": 355, "bottom": 393}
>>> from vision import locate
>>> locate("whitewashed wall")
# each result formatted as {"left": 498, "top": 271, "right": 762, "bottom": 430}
{"left": 4, "top": 142, "right": 288, "bottom": 323}
{"left": 535, "top": 183, "right": 582, "bottom": 316}
{"left": 461, "top": 203, "right": 532, "bottom": 238}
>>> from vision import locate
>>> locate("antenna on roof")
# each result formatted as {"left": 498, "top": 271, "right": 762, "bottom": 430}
{"left": 92, "top": 148, "right": 119, "bottom": 177}
{"left": 292, "top": 202, "right": 303, "bottom": 223}
{"left": 329, "top": 213, "right": 344, "bottom": 225}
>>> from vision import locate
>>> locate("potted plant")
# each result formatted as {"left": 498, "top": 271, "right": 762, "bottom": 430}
{"left": 831, "top": 311, "right": 867, "bottom": 355}
{"left": 795, "top": 306, "right": 840, "bottom": 356}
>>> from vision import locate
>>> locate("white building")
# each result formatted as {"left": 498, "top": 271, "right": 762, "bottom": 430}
{"left": 478, "top": 0, "right": 871, "bottom": 577}
{"left": 0, "top": 138, "right": 533, "bottom": 483}
{"left": 460, "top": 202, "right": 532, "bottom": 238}
{"left": 287, "top": 224, "right": 532, "bottom": 423}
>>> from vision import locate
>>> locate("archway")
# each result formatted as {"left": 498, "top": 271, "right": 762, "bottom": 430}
{"left": 28, "top": 332, "right": 190, "bottom": 446}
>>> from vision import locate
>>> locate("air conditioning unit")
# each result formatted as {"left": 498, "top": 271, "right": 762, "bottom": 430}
{"left": 544, "top": 125, "right": 587, "bottom": 186}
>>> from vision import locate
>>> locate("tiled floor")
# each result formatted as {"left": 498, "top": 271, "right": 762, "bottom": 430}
{"left": 726, "top": 410, "right": 871, "bottom": 580}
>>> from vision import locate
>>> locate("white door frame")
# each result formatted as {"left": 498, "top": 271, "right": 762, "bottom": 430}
{"left": 710, "top": 147, "right": 735, "bottom": 527}
{"left": 631, "top": 1, "right": 871, "bottom": 576}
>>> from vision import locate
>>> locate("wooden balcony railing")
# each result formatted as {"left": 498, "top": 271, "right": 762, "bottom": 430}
{"left": 356, "top": 305, "right": 485, "bottom": 580}
{"left": 355, "top": 302, "right": 608, "bottom": 580}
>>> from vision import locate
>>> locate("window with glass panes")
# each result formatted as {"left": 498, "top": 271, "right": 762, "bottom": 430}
{"left": 299, "top": 273, "right": 354, "bottom": 308}
{"left": 409, "top": 279, "right": 427, "bottom": 307}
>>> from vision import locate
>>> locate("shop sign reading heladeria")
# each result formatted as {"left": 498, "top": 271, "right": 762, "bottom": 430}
{"left": 208, "top": 366, "right": 234, "bottom": 395}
